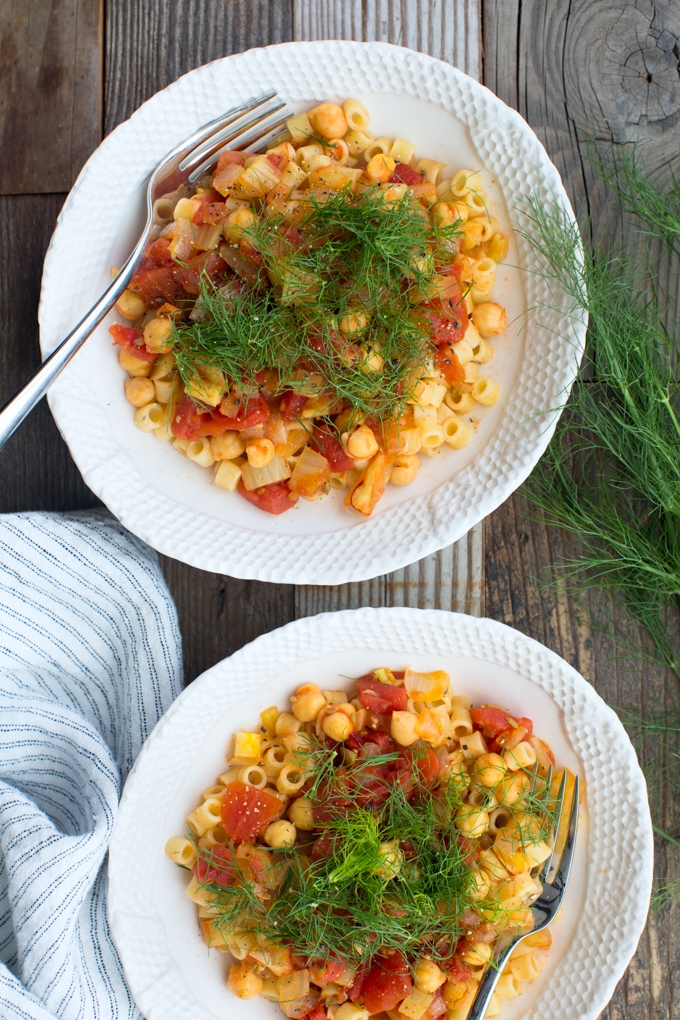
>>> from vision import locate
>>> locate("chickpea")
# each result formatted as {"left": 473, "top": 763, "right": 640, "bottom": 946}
{"left": 347, "top": 424, "right": 379, "bottom": 460}
{"left": 125, "top": 376, "right": 156, "bottom": 407}
{"left": 227, "top": 962, "right": 264, "bottom": 999}
{"left": 468, "top": 868, "right": 491, "bottom": 901}
{"left": 211, "top": 431, "right": 245, "bottom": 461}
{"left": 115, "top": 288, "right": 147, "bottom": 320}
{"left": 275, "top": 712, "right": 301, "bottom": 737}
{"left": 454, "top": 805, "right": 490, "bottom": 838}
{"left": 308, "top": 102, "right": 348, "bottom": 139}
{"left": 471, "top": 301, "right": 507, "bottom": 338}
{"left": 494, "top": 772, "right": 529, "bottom": 805}
{"left": 375, "top": 840, "right": 404, "bottom": 880}
{"left": 246, "top": 437, "right": 275, "bottom": 468}
{"left": 415, "top": 958, "right": 446, "bottom": 994}
{"left": 338, "top": 310, "right": 369, "bottom": 336}
{"left": 119, "top": 347, "right": 152, "bottom": 377}
{"left": 264, "top": 819, "right": 297, "bottom": 849}
{"left": 457, "top": 940, "right": 493, "bottom": 967}
{"left": 471, "top": 752, "right": 506, "bottom": 788}
{"left": 390, "top": 710, "right": 419, "bottom": 746}
{"left": 143, "top": 316, "right": 174, "bottom": 353}
{"left": 390, "top": 454, "right": 421, "bottom": 487}
{"left": 290, "top": 683, "right": 327, "bottom": 722}
{"left": 502, "top": 741, "right": 537, "bottom": 771}
{"left": 365, "top": 153, "right": 396, "bottom": 183}
{"left": 289, "top": 796, "right": 316, "bottom": 831}
{"left": 322, "top": 706, "right": 354, "bottom": 742}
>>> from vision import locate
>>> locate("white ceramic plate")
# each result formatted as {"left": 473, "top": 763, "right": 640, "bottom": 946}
{"left": 39, "top": 41, "right": 585, "bottom": 584}
{"left": 108, "top": 607, "right": 652, "bottom": 1020}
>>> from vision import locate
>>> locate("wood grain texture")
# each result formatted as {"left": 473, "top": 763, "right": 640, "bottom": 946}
{"left": 292, "top": 0, "right": 484, "bottom": 620}
{"left": 105, "top": 0, "right": 293, "bottom": 132}
{"left": 483, "top": 2, "right": 680, "bottom": 1016}
{"left": 0, "top": 194, "right": 102, "bottom": 511}
{"left": 293, "top": 0, "right": 481, "bottom": 77}
{"left": 0, "top": 0, "right": 102, "bottom": 194}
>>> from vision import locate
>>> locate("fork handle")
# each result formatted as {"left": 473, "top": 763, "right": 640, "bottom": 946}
{"left": 467, "top": 943, "right": 516, "bottom": 1020}
{"left": 0, "top": 237, "right": 146, "bottom": 454}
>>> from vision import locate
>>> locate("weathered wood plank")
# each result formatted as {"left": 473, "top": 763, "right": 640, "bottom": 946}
{"left": 103, "top": 0, "right": 297, "bottom": 682}
{"left": 292, "top": 0, "right": 484, "bottom": 619}
{"left": 483, "top": 2, "right": 680, "bottom": 1016}
{"left": 0, "top": 193, "right": 102, "bottom": 511}
{"left": 0, "top": 0, "right": 102, "bottom": 194}
{"left": 293, "top": 0, "right": 481, "bottom": 78}
{"left": 105, "top": 0, "right": 294, "bottom": 132}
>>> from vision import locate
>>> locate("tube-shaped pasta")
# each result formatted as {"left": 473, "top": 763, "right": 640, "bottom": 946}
{"left": 343, "top": 98, "right": 370, "bottom": 131}
{"left": 442, "top": 415, "right": 472, "bottom": 450}
{"left": 214, "top": 460, "right": 242, "bottom": 491}
{"left": 471, "top": 377, "right": 500, "bottom": 407}
{"left": 445, "top": 391, "right": 476, "bottom": 416}
{"left": 263, "top": 744, "right": 287, "bottom": 778}
{"left": 134, "top": 402, "right": 165, "bottom": 432}
{"left": 276, "top": 764, "right": 306, "bottom": 794}
{"left": 165, "top": 836, "right": 197, "bottom": 869}
{"left": 465, "top": 191, "right": 487, "bottom": 218}
{"left": 187, "top": 438, "right": 215, "bottom": 467}
{"left": 362, "top": 136, "right": 392, "bottom": 161}
{"left": 345, "top": 129, "right": 374, "bottom": 157}
{"left": 238, "top": 764, "right": 268, "bottom": 788}
{"left": 472, "top": 257, "right": 496, "bottom": 290}
{"left": 418, "top": 416, "right": 445, "bottom": 449}
{"left": 450, "top": 707, "right": 473, "bottom": 738}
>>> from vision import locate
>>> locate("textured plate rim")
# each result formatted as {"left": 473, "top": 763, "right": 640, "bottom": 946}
{"left": 40, "top": 41, "right": 586, "bottom": 584}
{"left": 108, "top": 607, "right": 652, "bottom": 1020}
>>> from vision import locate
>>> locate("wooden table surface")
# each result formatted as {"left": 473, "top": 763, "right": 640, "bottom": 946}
{"left": 1, "top": 1, "right": 678, "bottom": 1016}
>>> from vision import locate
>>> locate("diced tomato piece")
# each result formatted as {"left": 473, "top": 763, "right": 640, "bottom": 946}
{"left": 172, "top": 393, "right": 229, "bottom": 440}
{"left": 437, "top": 262, "right": 464, "bottom": 280}
{"left": 310, "top": 835, "right": 337, "bottom": 861}
{"left": 219, "top": 393, "right": 270, "bottom": 431}
{"left": 215, "top": 150, "right": 245, "bottom": 172}
{"left": 389, "top": 163, "right": 424, "bottom": 186}
{"left": 193, "top": 845, "right": 235, "bottom": 887}
{"left": 309, "top": 959, "right": 348, "bottom": 986}
{"left": 237, "top": 480, "right": 297, "bottom": 515}
{"left": 130, "top": 267, "right": 186, "bottom": 306}
{"left": 144, "top": 238, "right": 175, "bottom": 267}
{"left": 312, "top": 424, "right": 354, "bottom": 472}
{"left": 284, "top": 225, "right": 304, "bottom": 247}
{"left": 422, "top": 291, "right": 469, "bottom": 345}
{"left": 362, "top": 952, "right": 413, "bottom": 1014}
{"left": 220, "top": 781, "right": 282, "bottom": 842}
{"left": 435, "top": 342, "right": 465, "bottom": 385}
{"left": 194, "top": 200, "right": 227, "bottom": 225}
{"left": 364, "top": 730, "right": 395, "bottom": 755}
{"left": 440, "top": 957, "right": 472, "bottom": 982}
{"left": 402, "top": 745, "right": 441, "bottom": 783}
{"left": 349, "top": 965, "right": 369, "bottom": 1002}
{"left": 470, "top": 707, "right": 532, "bottom": 738}
{"left": 279, "top": 391, "right": 308, "bottom": 420}
{"left": 429, "top": 989, "right": 447, "bottom": 1019}
{"left": 109, "top": 323, "right": 157, "bottom": 362}
{"left": 357, "top": 676, "right": 408, "bottom": 714}
{"left": 267, "top": 152, "right": 286, "bottom": 171}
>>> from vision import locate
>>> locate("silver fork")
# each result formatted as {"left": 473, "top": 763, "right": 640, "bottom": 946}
{"left": 0, "top": 91, "right": 290, "bottom": 453}
{"left": 467, "top": 772, "right": 580, "bottom": 1020}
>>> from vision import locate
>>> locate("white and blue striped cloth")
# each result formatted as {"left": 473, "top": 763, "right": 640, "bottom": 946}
{"left": 0, "top": 510, "right": 183, "bottom": 1020}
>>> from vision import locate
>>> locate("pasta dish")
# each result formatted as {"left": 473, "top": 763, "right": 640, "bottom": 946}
{"left": 110, "top": 98, "right": 509, "bottom": 516}
{"left": 166, "top": 666, "right": 576, "bottom": 1019}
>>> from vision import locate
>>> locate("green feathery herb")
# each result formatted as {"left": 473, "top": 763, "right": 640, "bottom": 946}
{"left": 170, "top": 187, "right": 462, "bottom": 421}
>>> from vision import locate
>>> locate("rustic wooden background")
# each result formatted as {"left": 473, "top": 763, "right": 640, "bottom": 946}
{"left": 1, "top": 0, "right": 679, "bottom": 1016}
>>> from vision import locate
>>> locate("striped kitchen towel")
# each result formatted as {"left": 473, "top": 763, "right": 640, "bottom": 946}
{"left": 0, "top": 510, "right": 183, "bottom": 1020}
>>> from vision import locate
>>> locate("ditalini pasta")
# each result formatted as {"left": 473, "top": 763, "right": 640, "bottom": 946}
{"left": 111, "top": 99, "right": 511, "bottom": 517}
{"left": 166, "top": 667, "right": 578, "bottom": 1020}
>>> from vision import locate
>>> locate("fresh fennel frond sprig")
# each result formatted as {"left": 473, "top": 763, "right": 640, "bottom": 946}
{"left": 520, "top": 197, "right": 680, "bottom": 678}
